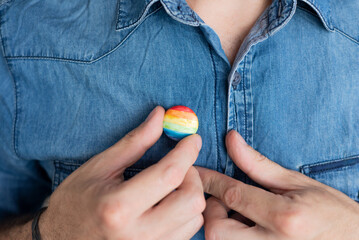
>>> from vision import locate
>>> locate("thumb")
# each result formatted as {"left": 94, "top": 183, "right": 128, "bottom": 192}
{"left": 91, "top": 106, "right": 165, "bottom": 178}
{"left": 226, "top": 130, "right": 302, "bottom": 190}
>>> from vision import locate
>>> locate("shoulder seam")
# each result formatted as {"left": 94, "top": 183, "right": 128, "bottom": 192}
{"left": 333, "top": 28, "right": 359, "bottom": 46}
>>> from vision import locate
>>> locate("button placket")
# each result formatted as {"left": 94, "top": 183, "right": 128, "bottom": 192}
{"left": 225, "top": 65, "right": 245, "bottom": 177}
{"left": 225, "top": 52, "right": 254, "bottom": 179}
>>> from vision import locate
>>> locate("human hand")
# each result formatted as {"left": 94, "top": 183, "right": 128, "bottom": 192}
{"left": 197, "top": 130, "right": 359, "bottom": 240}
{"left": 40, "top": 106, "right": 205, "bottom": 240}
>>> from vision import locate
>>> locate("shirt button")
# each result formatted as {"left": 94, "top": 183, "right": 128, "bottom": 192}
{"left": 232, "top": 71, "right": 241, "bottom": 90}
{"left": 163, "top": 105, "right": 199, "bottom": 141}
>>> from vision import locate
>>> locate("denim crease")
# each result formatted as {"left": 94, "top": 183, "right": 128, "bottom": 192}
{"left": 0, "top": 0, "right": 359, "bottom": 238}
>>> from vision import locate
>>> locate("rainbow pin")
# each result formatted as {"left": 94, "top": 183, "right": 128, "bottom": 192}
{"left": 163, "top": 106, "right": 199, "bottom": 141}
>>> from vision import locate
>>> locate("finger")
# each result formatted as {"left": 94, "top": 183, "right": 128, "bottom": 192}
{"left": 205, "top": 220, "right": 272, "bottom": 240}
{"left": 203, "top": 197, "right": 230, "bottom": 222}
{"left": 162, "top": 214, "right": 204, "bottom": 240}
{"left": 205, "top": 197, "right": 254, "bottom": 228}
{"left": 138, "top": 167, "right": 204, "bottom": 237}
{"left": 197, "top": 167, "right": 286, "bottom": 229}
{"left": 140, "top": 167, "right": 205, "bottom": 234}
{"left": 204, "top": 197, "right": 247, "bottom": 230}
{"left": 226, "top": 130, "right": 306, "bottom": 190}
{"left": 91, "top": 106, "right": 165, "bottom": 177}
{"left": 117, "top": 135, "right": 202, "bottom": 215}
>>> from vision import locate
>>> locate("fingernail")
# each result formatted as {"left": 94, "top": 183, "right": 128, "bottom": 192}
{"left": 193, "top": 134, "right": 202, "bottom": 150}
{"left": 145, "top": 106, "right": 158, "bottom": 122}
{"left": 234, "top": 130, "right": 247, "bottom": 145}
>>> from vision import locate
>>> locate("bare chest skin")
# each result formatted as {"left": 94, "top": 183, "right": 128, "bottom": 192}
{"left": 186, "top": 0, "right": 272, "bottom": 65}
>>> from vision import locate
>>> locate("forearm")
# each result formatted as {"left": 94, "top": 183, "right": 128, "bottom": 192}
{"left": 0, "top": 216, "right": 32, "bottom": 240}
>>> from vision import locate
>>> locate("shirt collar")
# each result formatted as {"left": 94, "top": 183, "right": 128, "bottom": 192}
{"left": 116, "top": 0, "right": 201, "bottom": 30}
{"left": 299, "top": 0, "right": 333, "bottom": 31}
{"left": 116, "top": 0, "right": 333, "bottom": 31}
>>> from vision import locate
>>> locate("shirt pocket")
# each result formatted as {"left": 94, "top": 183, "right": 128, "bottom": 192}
{"left": 52, "top": 160, "right": 143, "bottom": 191}
{"left": 299, "top": 155, "right": 359, "bottom": 202}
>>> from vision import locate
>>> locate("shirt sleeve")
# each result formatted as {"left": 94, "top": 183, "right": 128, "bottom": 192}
{"left": 0, "top": 39, "right": 51, "bottom": 221}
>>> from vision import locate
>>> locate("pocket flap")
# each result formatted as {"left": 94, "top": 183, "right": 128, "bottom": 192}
{"left": 53, "top": 160, "right": 143, "bottom": 191}
{"left": 300, "top": 156, "right": 359, "bottom": 202}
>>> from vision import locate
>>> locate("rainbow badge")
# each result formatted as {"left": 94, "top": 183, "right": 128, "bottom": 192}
{"left": 163, "top": 105, "right": 199, "bottom": 141}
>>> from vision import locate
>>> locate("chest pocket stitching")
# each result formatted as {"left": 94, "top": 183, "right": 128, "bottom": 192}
{"left": 52, "top": 160, "right": 143, "bottom": 191}
{"left": 300, "top": 155, "right": 359, "bottom": 175}
{"left": 299, "top": 155, "right": 359, "bottom": 201}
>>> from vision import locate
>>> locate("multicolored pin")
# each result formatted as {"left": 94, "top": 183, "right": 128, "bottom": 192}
{"left": 163, "top": 106, "right": 199, "bottom": 141}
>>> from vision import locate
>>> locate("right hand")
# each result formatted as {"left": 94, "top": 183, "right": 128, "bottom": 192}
{"left": 40, "top": 106, "right": 205, "bottom": 240}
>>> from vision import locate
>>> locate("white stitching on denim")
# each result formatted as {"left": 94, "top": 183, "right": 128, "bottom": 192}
{"left": 160, "top": 0, "right": 200, "bottom": 27}
{"left": 0, "top": 3, "right": 23, "bottom": 160}
{"left": 116, "top": 0, "right": 160, "bottom": 30}
{"left": 297, "top": 6, "right": 359, "bottom": 46}
{"left": 333, "top": 28, "right": 359, "bottom": 46}
{"left": 5, "top": 7, "right": 163, "bottom": 64}
{"left": 300, "top": 0, "right": 333, "bottom": 32}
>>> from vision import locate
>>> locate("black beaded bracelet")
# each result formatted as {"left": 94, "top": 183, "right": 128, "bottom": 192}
{"left": 32, "top": 207, "right": 48, "bottom": 240}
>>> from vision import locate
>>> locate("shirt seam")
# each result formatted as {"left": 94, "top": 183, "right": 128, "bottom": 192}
{"left": 116, "top": 0, "right": 161, "bottom": 30}
{"left": 233, "top": 90, "right": 239, "bottom": 132}
{"left": 242, "top": 56, "right": 248, "bottom": 142}
{"left": 333, "top": 28, "right": 359, "bottom": 46}
{"left": 300, "top": 0, "right": 333, "bottom": 31}
{"left": 160, "top": 0, "right": 200, "bottom": 27}
{"left": 304, "top": 164, "right": 358, "bottom": 175}
{"left": 301, "top": 155, "right": 359, "bottom": 170}
{"left": 297, "top": 6, "right": 359, "bottom": 46}
{"left": 0, "top": 5, "right": 22, "bottom": 160}
{"left": 208, "top": 45, "right": 220, "bottom": 173}
{"left": 267, "top": 0, "right": 296, "bottom": 36}
{"left": 4, "top": 7, "right": 163, "bottom": 64}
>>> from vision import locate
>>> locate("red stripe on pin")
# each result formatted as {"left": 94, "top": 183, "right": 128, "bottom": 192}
{"left": 170, "top": 105, "right": 195, "bottom": 113}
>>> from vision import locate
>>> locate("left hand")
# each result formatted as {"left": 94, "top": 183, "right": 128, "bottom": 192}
{"left": 197, "top": 130, "right": 359, "bottom": 240}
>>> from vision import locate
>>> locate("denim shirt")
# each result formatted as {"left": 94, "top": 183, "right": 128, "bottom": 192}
{"left": 0, "top": 0, "right": 358, "bottom": 237}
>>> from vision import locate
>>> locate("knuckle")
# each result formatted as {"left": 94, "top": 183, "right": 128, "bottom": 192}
{"left": 122, "top": 127, "right": 153, "bottom": 152}
{"left": 201, "top": 172, "right": 216, "bottom": 193}
{"left": 162, "top": 163, "right": 184, "bottom": 188}
{"left": 273, "top": 206, "right": 305, "bottom": 236}
{"left": 122, "top": 128, "right": 151, "bottom": 151}
{"left": 223, "top": 185, "right": 242, "bottom": 210}
{"left": 255, "top": 152, "right": 268, "bottom": 164}
{"left": 121, "top": 130, "right": 141, "bottom": 149}
{"left": 97, "top": 201, "right": 116, "bottom": 228}
{"left": 97, "top": 199, "right": 129, "bottom": 230}
{"left": 189, "top": 191, "right": 206, "bottom": 213}
{"left": 124, "top": 129, "right": 138, "bottom": 143}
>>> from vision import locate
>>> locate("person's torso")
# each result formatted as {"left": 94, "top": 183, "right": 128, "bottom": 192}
{"left": 1, "top": 0, "right": 359, "bottom": 238}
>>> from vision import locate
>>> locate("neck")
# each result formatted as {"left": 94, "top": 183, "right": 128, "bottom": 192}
{"left": 186, "top": 0, "right": 272, "bottom": 65}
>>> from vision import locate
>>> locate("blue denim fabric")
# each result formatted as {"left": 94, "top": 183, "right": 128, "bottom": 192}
{"left": 0, "top": 0, "right": 358, "bottom": 238}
